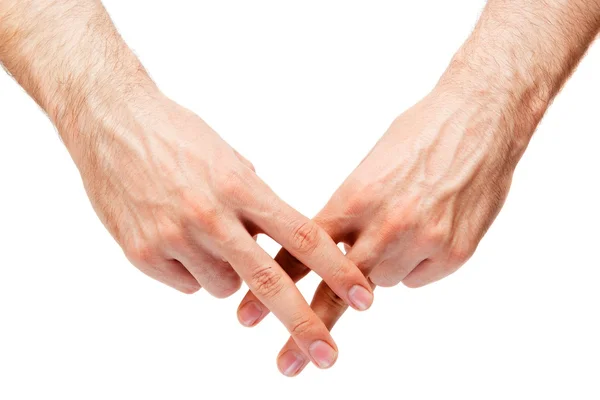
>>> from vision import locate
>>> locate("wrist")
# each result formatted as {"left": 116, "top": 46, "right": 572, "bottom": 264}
{"left": 437, "top": 50, "right": 551, "bottom": 130}
{"left": 57, "top": 71, "right": 161, "bottom": 149}
{"left": 431, "top": 0, "right": 600, "bottom": 155}
{"left": 423, "top": 63, "right": 542, "bottom": 167}
{"left": 431, "top": 47, "right": 553, "bottom": 161}
{"left": 0, "top": 1, "right": 163, "bottom": 155}
{"left": 61, "top": 79, "right": 170, "bottom": 168}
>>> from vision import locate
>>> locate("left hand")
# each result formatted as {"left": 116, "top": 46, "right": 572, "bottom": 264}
{"left": 236, "top": 82, "right": 538, "bottom": 376}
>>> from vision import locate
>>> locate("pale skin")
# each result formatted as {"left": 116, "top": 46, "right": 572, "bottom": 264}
{"left": 0, "top": 0, "right": 376, "bottom": 370}
{"left": 0, "top": 0, "right": 598, "bottom": 378}
{"left": 236, "top": 0, "right": 600, "bottom": 376}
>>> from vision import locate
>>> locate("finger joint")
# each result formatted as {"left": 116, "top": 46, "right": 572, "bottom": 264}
{"left": 290, "top": 221, "right": 320, "bottom": 255}
{"left": 249, "top": 265, "right": 283, "bottom": 299}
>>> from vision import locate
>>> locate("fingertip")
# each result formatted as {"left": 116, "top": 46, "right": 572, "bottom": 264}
{"left": 278, "top": 350, "right": 308, "bottom": 377}
{"left": 347, "top": 284, "right": 374, "bottom": 311}
{"left": 237, "top": 301, "right": 264, "bottom": 327}
{"left": 177, "top": 282, "right": 202, "bottom": 295}
{"left": 308, "top": 340, "right": 338, "bottom": 369}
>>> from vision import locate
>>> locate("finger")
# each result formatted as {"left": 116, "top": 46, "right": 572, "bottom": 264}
{"left": 238, "top": 248, "right": 310, "bottom": 327}
{"left": 277, "top": 259, "right": 378, "bottom": 377}
{"left": 368, "top": 254, "right": 428, "bottom": 287}
{"left": 343, "top": 243, "right": 352, "bottom": 254}
{"left": 273, "top": 242, "right": 379, "bottom": 377}
{"left": 175, "top": 246, "right": 241, "bottom": 299}
{"left": 237, "top": 238, "right": 362, "bottom": 328}
{"left": 223, "top": 228, "right": 340, "bottom": 370}
{"left": 237, "top": 220, "right": 352, "bottom": 327}
{"left": 403, "top": 243, "right": 474, "bottom": 288}
{"left": 295, "top": 241, "right": 380, "bottom": 327}
{"left": 402, "top": 258, "right": 451, "bottom": 288}
{"left": 243, "top": 191, "right": 374, "bottom": 313}
{"left": 276, "top": 283, "right": 359, "bottom": 377}
{"left": 137, "top": 259, "right": 201, "bottom": 294}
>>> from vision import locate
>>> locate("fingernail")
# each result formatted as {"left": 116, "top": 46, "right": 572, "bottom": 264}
{"left": 348, "top": 285, "right": 373, "bottom": 311}
{"left": 238, "top": 302, "right": 263, "bottom": 327}
{"left": 278, "top": 351, "right": 307, "bottom": 377}
{"left": 309, "top": 340, "right": 337, "bottom": 369}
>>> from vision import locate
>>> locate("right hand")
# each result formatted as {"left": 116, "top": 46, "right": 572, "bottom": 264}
{"left": 65, "top": 93, "right": 374, "bottom": 370}
{"left": 237, "top": 82, "right": 536, "bottom": 376}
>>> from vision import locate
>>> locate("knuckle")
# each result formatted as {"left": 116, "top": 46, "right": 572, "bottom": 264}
{"left": 125, "top": 240, "right": 159, "bottom": 266}
{"left": 380, "top": 212, "right": 417, "bottom": 242}
{"left": 289, "top": 314, "right": 314, "bottom": 337}
{"left": 158, "top": 221, "right": 186, "bottom": 252}
{"left": 447, "top": 243, "right": 473, "bottom": 267}
{"left": 218, "top": 166, "right": 252, "bottom": 201}
{"left": 290, "top": 221, "right": 321, "bottom": 254}
{"left": 212, "top": 275, "right": 242, "bottom": 299}
{"left": 249, "top": 265, "right": 283, "bottom": 299}
{"left": 180, "top": 193, "right": 229, "bottom": 240}
{"left": 341, "top": 188, "right": 371, "bottom": 215}
{"left": 190, "top": 203, "right": 221, "bottom": 231}
{"left": 417, "top": 225, "right": 447, "bottom": 250}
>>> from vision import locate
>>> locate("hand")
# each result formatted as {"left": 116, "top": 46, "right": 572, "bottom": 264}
{"left": 69, "top": 94, "right": 374, "bottom": 369}
{"left": 0, "top": 0, "right": 375, "bottom": 372}
{"left": 236, "top": 0, "right": 600, "bottom": 377}
{"left": 237, "top": 83, "right": 537, "bottom": 376}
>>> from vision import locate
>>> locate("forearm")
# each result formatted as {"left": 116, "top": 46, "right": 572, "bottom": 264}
{"left": 0, "top": 0, "right": 158, "bottom": 149}
{"left": 437, "top": 0, "right": 600, "bottom": 145}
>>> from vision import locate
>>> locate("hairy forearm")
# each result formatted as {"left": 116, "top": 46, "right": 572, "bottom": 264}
{"left": 0, "top": 0, "right": 158, "bottom": 149}
{"left": 437, "top": 0, "right": 600, "bottom": 145}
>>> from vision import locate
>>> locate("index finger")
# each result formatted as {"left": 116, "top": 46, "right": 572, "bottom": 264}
{"left": 277, "top": 279, "right": 377, "bottom": 377}
{"left": 238, "top": 248, "right": 311, "bottom": 327}
{"left": 243, "top": 191, "right": 374, "bottom": 313}
{"left": 222, "top": 227, "right": 339, "bottom": 370}
{"left": 275, "top": 243, "right": 379, "bottom": 377}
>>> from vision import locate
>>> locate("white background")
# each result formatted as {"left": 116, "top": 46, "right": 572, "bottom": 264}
{"left": 1, "top": 1, "right": 599, "bottom": 399}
